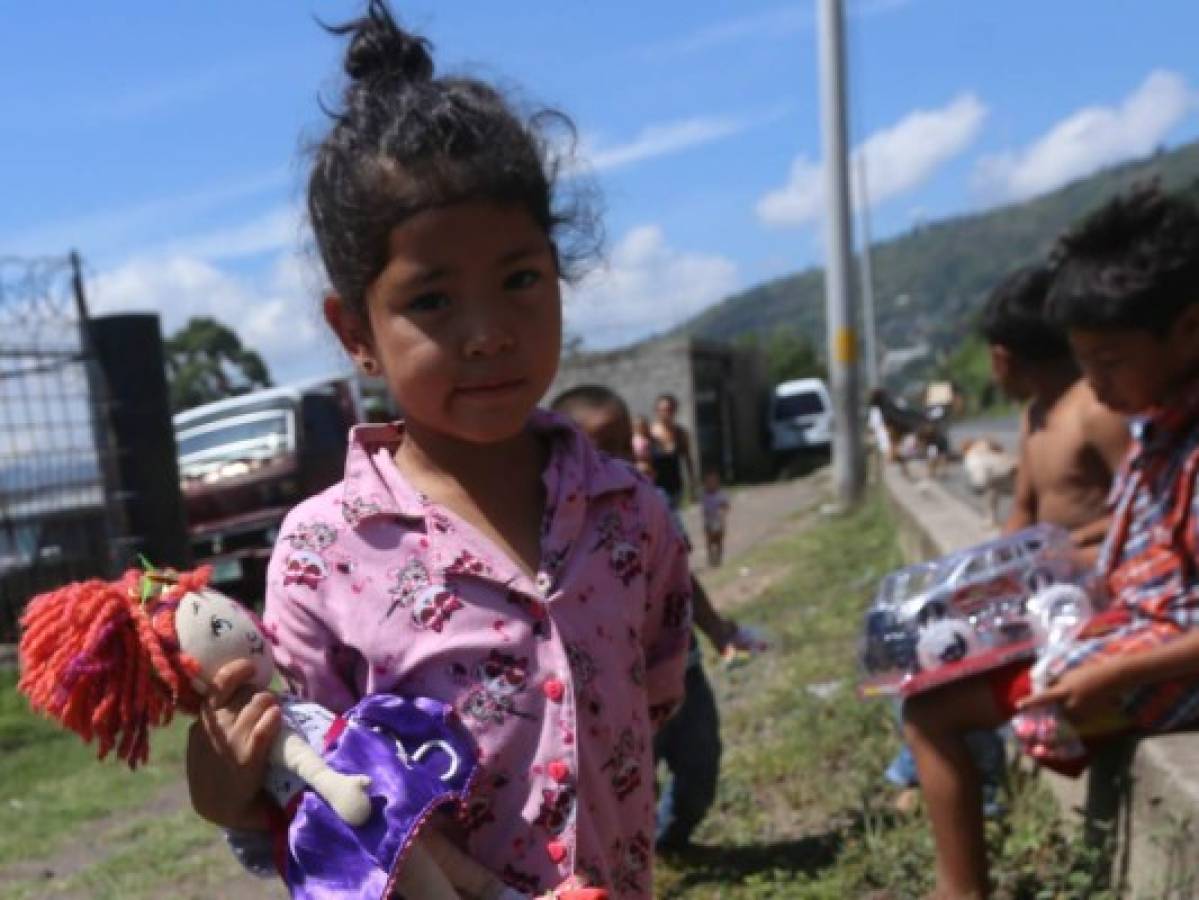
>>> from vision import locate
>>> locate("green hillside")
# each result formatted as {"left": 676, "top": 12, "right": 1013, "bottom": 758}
{"left": 682, "top": 140, "right": 1199, "bottom": 382}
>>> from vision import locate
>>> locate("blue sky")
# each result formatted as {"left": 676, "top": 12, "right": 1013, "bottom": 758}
{"left": 2, "top": 0, "right": 1197, "bottom": 384}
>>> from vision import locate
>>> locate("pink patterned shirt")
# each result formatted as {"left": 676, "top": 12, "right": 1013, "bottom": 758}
{"left": 262, "top": 410, "right": 692, "bottom": 897}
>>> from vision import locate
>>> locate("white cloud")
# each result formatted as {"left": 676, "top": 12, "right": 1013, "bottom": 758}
{"left": 148, "top": 206, "right": 301, "bottom": 262}
{"left": 1, "top": 168, "right": 290, "bottom": 260}
{"left": 648, "top": 7, "right": 809, "bottom": 56}
{"left": 975, "top": 70, "right": 1195, "bottom": 201}
{"left": 581, "top": 112, "right": 780, "bottom": 173}
{"left": 565, "top": 226, "right": 738, "bottom": 349}
{"left": 87, "top": 250, "right": 339, "bottom": 385}
{"left": 757, "top": 93, "right": 987, "bottom": 227}
{"left": 645, "top": 0, "right": 914, "bottom": 57}
{"left": 86, "top": 61, "right": 262, "bottom": 124}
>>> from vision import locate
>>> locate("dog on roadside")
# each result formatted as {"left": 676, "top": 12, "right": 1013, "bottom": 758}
{"left": 961, "top": 438, "right": 1017, "bottom": 526}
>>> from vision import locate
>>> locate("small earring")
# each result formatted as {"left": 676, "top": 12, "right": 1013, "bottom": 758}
{"left": 361, "top": 359, "right": 378, "bottom": 375}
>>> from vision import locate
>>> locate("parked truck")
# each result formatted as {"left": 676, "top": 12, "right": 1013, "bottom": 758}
{"left": 173, "top": 376, "right": 363, "bottom": 602}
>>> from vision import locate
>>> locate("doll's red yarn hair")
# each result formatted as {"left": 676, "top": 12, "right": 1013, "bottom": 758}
{"left": 17, "top": 567, "right": 211, "bottom": 768}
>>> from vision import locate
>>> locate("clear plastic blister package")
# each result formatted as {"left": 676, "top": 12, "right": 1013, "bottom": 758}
{"left": 858, "top": 524, "right": 1097, "bottom": 698}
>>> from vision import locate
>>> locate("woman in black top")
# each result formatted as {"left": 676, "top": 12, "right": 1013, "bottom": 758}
{"left": 650, "top": 393, "right": 695, "bottom": 508}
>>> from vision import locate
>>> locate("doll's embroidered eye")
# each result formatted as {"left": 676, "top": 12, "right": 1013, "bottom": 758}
{"left": 210, "top": 616, "right": 233, "bottom": 638}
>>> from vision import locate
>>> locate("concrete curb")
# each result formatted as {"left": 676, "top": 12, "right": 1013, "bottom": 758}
{"left": 881, "top": 463, "right": 1199, "bottom": 898}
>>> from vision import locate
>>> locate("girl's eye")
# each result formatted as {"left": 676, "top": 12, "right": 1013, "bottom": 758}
{"left": 504, "top": 269, "right": 541, "bottom": 291}
{"left": 210, "top": 616, "right": 233, "bottom": 638}
{"left": 408, "top": 292, "right": 450, "bottom": 313}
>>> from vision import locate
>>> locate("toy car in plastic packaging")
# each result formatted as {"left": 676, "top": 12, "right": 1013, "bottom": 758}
{"left": 858, "top": 524, "right": 1096, "bottom": 698}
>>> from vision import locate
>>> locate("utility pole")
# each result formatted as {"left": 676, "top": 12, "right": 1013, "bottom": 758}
{"left": 857, "top": 155, "right": 881, "bottom": 390}
{"left": 817, "top": 0, "right": 864, "bottom": 505}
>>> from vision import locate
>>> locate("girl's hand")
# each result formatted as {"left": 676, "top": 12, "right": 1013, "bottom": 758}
{"left": 1016, "top": 660, "right": 1124, "bottom": 722}
{"left": 726, "top": 624, "right": 769, "bottom": 655}
{"left": 186, "top": 659, "right": 282, "bottom": 830}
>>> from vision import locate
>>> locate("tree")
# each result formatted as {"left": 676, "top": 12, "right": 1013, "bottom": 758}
{"left": 562, "top": 331, "right": 586, "bottom": 359}
{"left": 762, "top": 329, "right": 826, "bottom": 385}
{"left": 164, "top": 316, "right": 272, "bottom": 412}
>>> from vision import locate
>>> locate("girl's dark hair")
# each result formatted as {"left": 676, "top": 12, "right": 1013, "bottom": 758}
{"left": 1047, "top": 183, "right": 1199, "bottom": 335}
{"left": 979, "top": 263, "right": 1071, "bottom": 362}
{"left": 550, "top": 383, "right": 628, "bottom": 418}
{"left": 308, "top": 0, "right": 598, "bottom": 316}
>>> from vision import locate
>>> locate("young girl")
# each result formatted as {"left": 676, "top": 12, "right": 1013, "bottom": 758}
{"left": 631, "top": 415, "right": 654, "bottom": 480}
{"left": 185, "top": 4, "right": 692, "bottom": 897}
{"left": 700, "top": 469, "right": 730, "bottom": 568}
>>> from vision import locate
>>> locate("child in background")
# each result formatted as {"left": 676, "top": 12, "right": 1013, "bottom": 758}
{"left": 185, "top": 5, "right": 692, "bottom": 897}
{"left": 904, "top": 185, "right": 1199, "bottom": 899}
{"left": 980, "top": 263, "right": 1130, "bottom": 563}
{"left": 631, "top": 415, "right": 655, "bottom": 480}
{"left": 700, "top": 469, "right": 730, "bottom": 568}
{"left": 550, "top": 385, "right": 764, "bottom": 853}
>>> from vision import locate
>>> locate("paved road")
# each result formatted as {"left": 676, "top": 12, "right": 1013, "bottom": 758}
{"left": 677, "top": 471, "right": 828, "bottom": 575}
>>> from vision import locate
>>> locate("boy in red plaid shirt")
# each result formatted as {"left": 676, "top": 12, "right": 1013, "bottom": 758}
{"left": 903, "top": 185, "right": 1199, "bottom": 900}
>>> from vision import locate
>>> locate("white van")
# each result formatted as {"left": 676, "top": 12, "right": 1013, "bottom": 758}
{"left": 769, "top": 377, "right": 833, "bottom": 457}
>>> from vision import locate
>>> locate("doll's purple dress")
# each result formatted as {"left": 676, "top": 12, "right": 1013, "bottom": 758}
{"left": 266, "top": 693, "right": 478, "bottom": 899}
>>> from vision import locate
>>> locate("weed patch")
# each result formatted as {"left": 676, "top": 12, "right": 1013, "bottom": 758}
{"left": 657, "top": 491, "right": 1111, "bottom": 899}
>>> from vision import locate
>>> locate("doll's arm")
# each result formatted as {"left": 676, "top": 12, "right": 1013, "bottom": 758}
{"left": 418, "top": 830, "right": 610, "bottom": 899}
{"left": 418, "top": 829, "right": 514, "bottom": 898}
{"left": 391, "top": 837, "right": 464, "bottom": 899}
{"left": 269, "top": 724, "right": 372, "bottom": 826}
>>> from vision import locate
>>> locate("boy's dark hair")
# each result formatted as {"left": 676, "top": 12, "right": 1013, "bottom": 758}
{"left": 550, "top": 384, "right": 628, "bottom": 418}
{"left": 979, "top": 263, "right": 1071, "bottom": 362}
{"left": 1048, "top": 184, "right": 1199, "bottom": 335}
{"left": 308, "top": 0, "right": 598, "bottom": 317}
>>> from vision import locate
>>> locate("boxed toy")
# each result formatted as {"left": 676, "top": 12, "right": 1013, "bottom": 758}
{"left": 858, "top": 524, "right": 1096, "bottom": 698}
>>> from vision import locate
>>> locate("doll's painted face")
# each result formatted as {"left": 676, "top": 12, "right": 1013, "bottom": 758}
{"left": 174, "top": 589, "right": 274, "bottom": 692}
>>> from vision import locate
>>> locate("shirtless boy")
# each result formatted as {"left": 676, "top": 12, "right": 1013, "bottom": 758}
{"left": 885, "top": 263, "right": 1132, "bottom": 818}
{"left": 980, "top": 263, "right": 1130, "bottom": 558}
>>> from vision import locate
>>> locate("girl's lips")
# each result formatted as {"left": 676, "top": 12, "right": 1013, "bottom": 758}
{"left": 454, "top": 378, "right": 526, "bottom": 397}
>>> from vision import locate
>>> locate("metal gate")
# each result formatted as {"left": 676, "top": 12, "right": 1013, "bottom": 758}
{"left": 0, "top": 253, "right": 125, "bottom": 642}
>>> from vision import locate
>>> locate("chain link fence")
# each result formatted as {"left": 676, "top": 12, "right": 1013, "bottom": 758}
{"left": 0, "top": 254, "right": 125, "bottom": 642}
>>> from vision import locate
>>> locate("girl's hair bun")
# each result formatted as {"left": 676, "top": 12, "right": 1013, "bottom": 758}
{"left": 339, "top": 0, "right": 433, "bottom": 85}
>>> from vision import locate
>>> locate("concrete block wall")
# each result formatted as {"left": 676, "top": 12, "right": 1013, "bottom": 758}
{"left": 882, "top": 464, "right": 1199, "bottom": 898}
{"left": 547, "top": 335, "right": 698, "bottom": 441}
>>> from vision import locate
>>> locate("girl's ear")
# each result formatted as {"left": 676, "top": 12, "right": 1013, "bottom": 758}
{"left": 324, "top": 295, "right": 379, "bottom": 374}
{"left": 1174, "top": 303, "right": 1199, "bottom": 342}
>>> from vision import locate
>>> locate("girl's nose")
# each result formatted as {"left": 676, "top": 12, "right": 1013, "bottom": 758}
{"left": 461, "top": 307, "right": 515, "bottom": 358}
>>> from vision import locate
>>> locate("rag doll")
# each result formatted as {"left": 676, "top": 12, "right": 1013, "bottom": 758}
{"left": 17, "top": 566, "right": 604, "bottom": 900}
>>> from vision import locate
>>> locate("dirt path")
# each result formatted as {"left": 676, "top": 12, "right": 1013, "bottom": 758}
{"left": 7, "top": 472, "right": 830, "bottom": 899}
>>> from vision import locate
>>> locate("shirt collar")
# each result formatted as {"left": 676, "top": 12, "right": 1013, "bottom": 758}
{"left": 337, "top": 409, "right": 638, "bottom": 529}
{"left": 1130, "top": 376, "right": 1199, "bottom": 459}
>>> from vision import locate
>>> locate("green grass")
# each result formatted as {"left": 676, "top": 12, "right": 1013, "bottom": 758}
{"left": 6, "top": 808, "right": 254, "bottom": 900}
{"left": 0, "top": 669, "right": 193, "bottom": 867}
{"left": 655, "top": 490, "right": 1112, "bottom": 899}
{"left": 0, "top": 489, "right": 1106, "bottom": 898}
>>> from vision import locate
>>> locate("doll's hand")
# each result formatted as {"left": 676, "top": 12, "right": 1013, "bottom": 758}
{"left": 186, "top": 659, "right": 282, "bottom": 830}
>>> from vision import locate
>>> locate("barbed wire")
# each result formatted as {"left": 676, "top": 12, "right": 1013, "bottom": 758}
{"left": 0, "top": 256, "right": 80, "bottom": 348}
